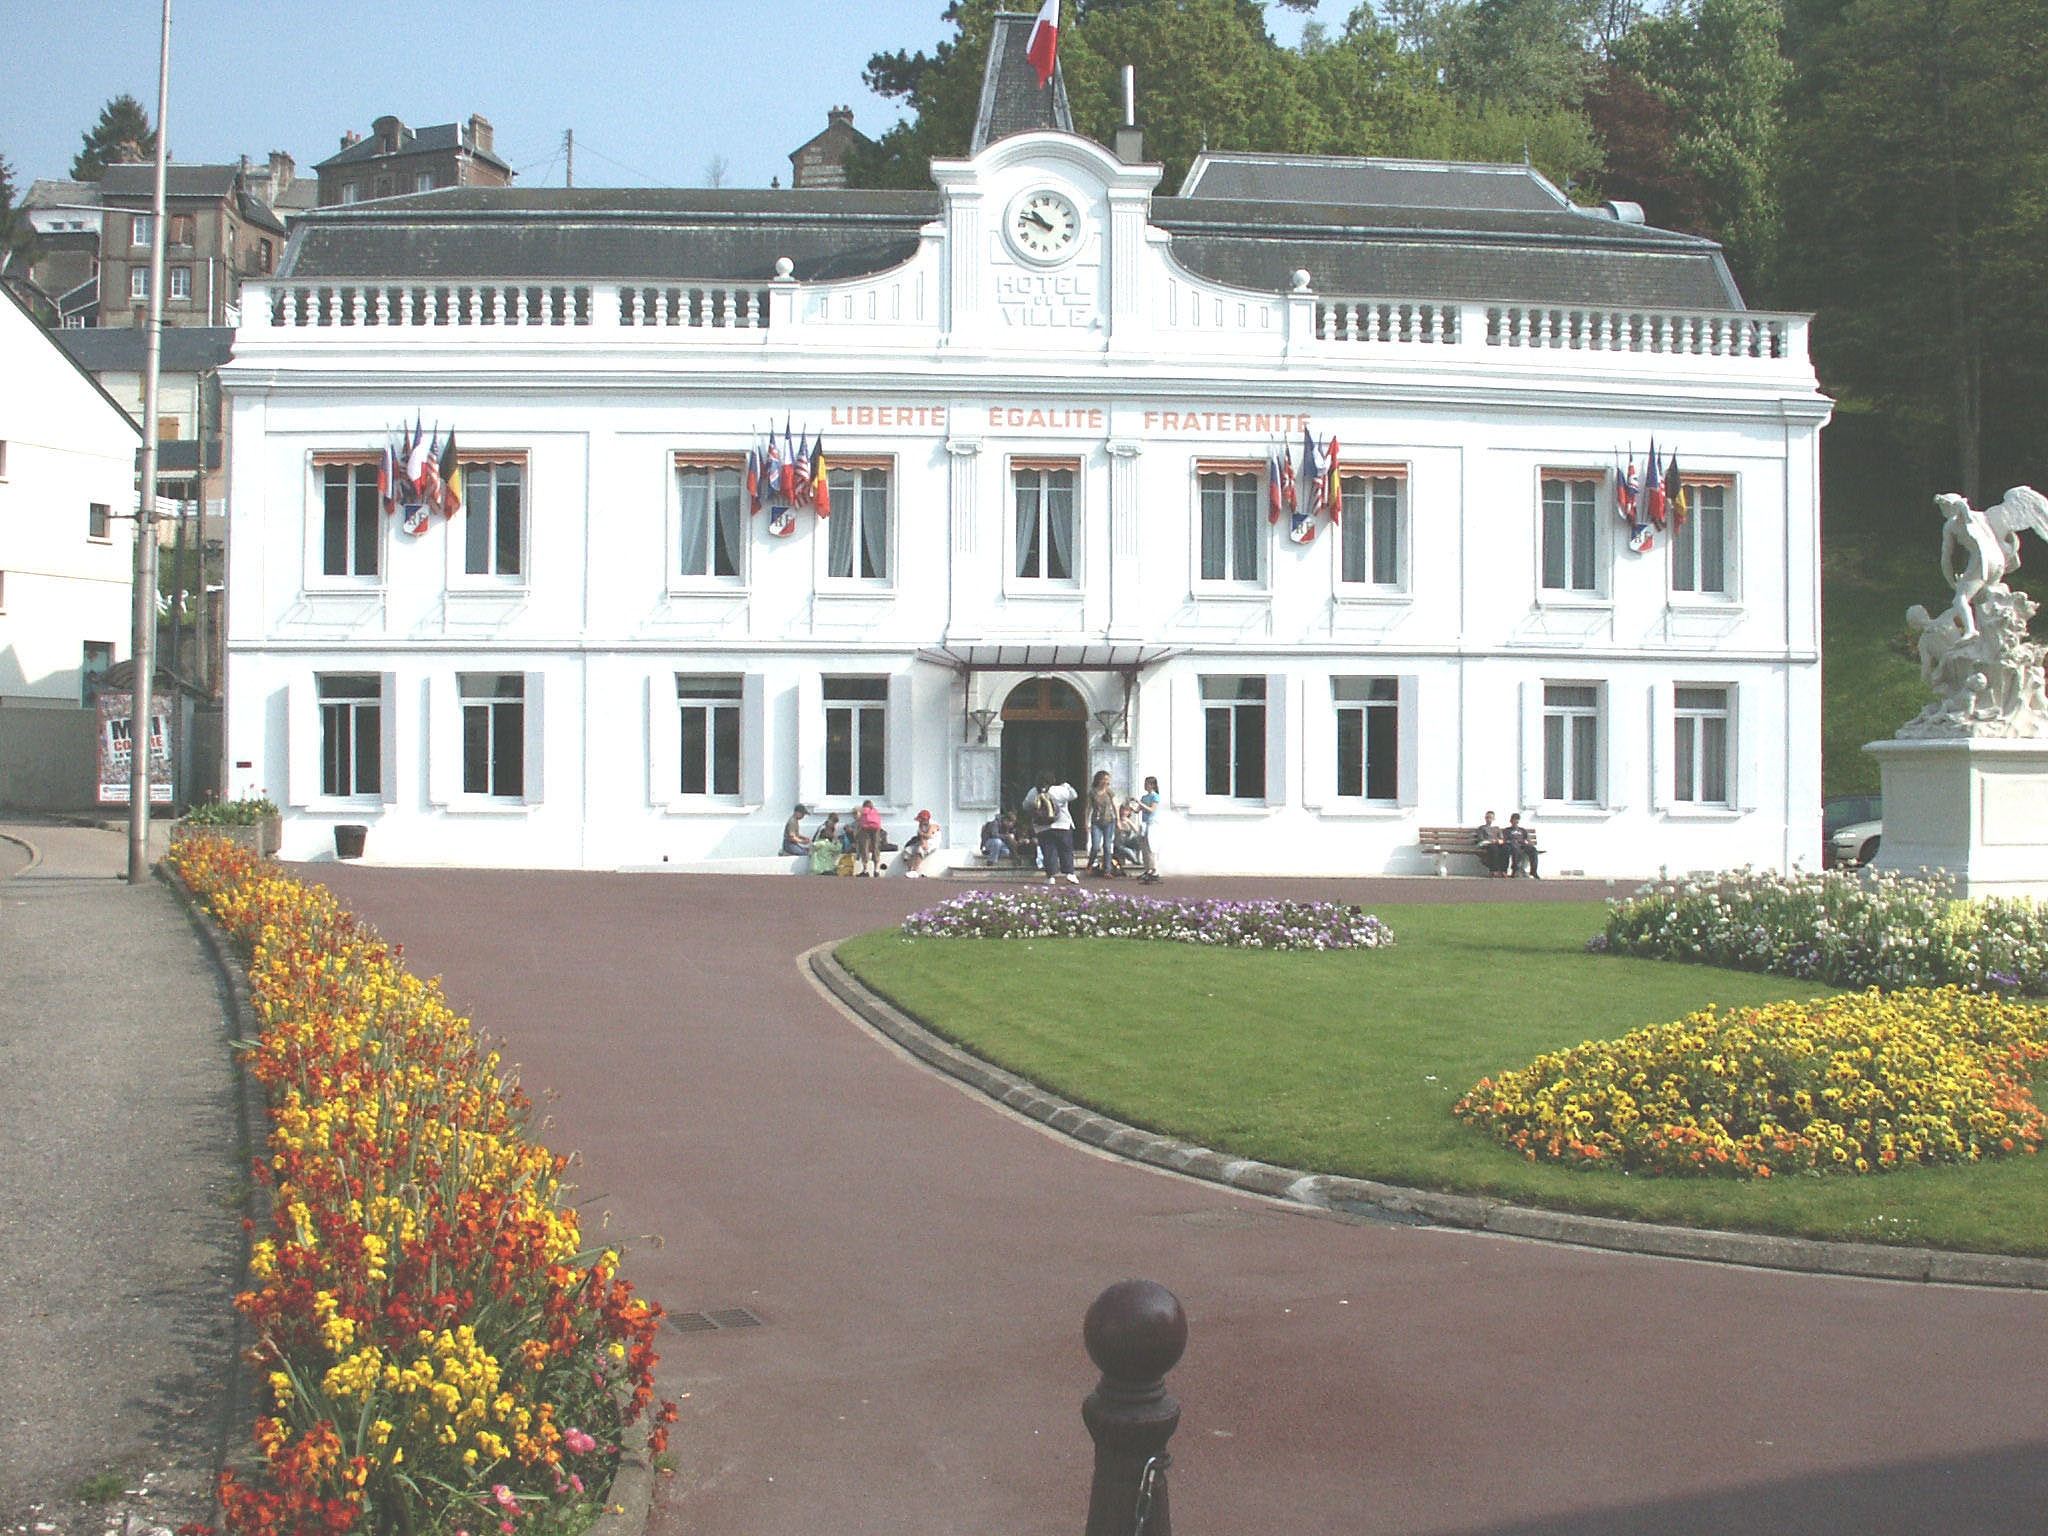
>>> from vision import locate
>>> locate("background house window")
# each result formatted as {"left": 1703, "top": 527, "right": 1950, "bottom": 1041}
{"left": 1672, "top": 482, "right": 1730, "bottom": 594}
{"left": 169, "top": 266, "right": 190, "bottom": 301}
{"left": 81, "top": 641, "right": 113, "bottom": 704}
{"left": 1541, "top": 476, "right": 1601, "bottom": 593}
{"left": 824, "top": 676, "right": 888, "bottom": 797}
{"left": 415, "top": 172, "right": 435, "bottom": 193}
{"left": 1674, "top": 685, "right": 1731, "bottom": 804}
{"left": 459, "top": 674, "right": 525, "bottom": 797}
{"left": 1339, "top": 474, "right": 1403, "bottom": 587}
{"left": 319, "top": 675, "right": 382, "bottom": 798}
{"left": 130, "top": 214, "right": 152, "bottom": 248}
{"left": 677, "top": 675, "right": 742, "bottom": 796}
{"left": 1012, "top": 465, "right": 1074, "bottom": 581}
{"left": 1199, "top": 470, "right": 1261, "bottom": 584}
{"left": 129, "top": 268, "right": 148, "bottom": 300}
{"left": 826, "top": 464, "right": 890, "bottom": 580}
{"left": 1202, "top": 675, "right": 1267, "bottom": 799}
{"left": 1543, "top": 683, "right": 1602, "bottom": 803}
{"left": 675, "top": 463, "right": 742, "bottom": 580}
{"left": 260, "top": 239, "right": 274, "bottom": 273}
{"left": 320, "top": 462, "right": 380, "bottom": 578}
{"left": 88, "top": 502, "right": 110, "bottom": 540}
{"left": 464, "top": 461, "right": 525, "bottom": 578}
{"left": 167, "top": 214, "right": 194, "bottom": 247}
{"left": 1334, "top": 677, "right": 1399, "bottom": 800}
{"left": 374, "top": 174, "right": 394, "bottom": 197}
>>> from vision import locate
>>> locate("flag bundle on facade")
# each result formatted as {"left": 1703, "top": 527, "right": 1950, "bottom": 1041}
{"left": 1267, "top": 444, "right": 1286, "bottom": 524}
{"left": 1025, "top": 0, "right": 1060, "bottom": 87}
{"left": 780, "top": 421, "right": 801, "bottom": 506}
{"left": 1289, "top": 427, "right": 1321, "bottom": 544}
{"left": 789, "top": 429, "right": 813, "bottom": 510}
{"left": 382, "top": 418, "right": 464, "bottom": 536}
{"left": 1643, "top": 439, "right": 1665, "bottom": 528}
{"left": 1616, "top": 448, "right": 1654, "bottom": 552}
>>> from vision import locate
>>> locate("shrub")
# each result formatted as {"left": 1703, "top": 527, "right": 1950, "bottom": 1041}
{"left": 165, "top": 835, "right": 675, "bottom": 1536}
{"left": 1453, "top": 987, "right": 2048, "bottom": 1178}
{"left": 1599, "top": 868, "right": 2048, "bottom": 995}
{"left": 183, "top": 795, "right": 280, "bottom": 827}
{"left": 901, "top": 886, "right": 1395, "bottom": 951}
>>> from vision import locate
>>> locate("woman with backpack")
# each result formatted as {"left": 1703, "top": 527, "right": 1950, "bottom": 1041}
{"left": 1032, "top": 770, "right": 1079, "bottom": 885}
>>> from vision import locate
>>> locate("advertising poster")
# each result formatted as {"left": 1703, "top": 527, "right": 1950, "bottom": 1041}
{"left": 96, "top": 692, "right": 174, "bottom": 805}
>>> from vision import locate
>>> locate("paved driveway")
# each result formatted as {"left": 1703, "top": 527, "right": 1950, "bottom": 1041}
{"left": 311, "top": 868, "right": 2048, "bottom": 1536}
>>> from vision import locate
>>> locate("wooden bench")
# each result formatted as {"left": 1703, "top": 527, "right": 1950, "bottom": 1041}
{"left": 1417, "top": 826, "right": 1489, "bottom": 876}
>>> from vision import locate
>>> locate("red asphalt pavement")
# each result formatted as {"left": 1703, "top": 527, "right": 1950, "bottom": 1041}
{"left": 310, "top": 867, "right": 2048, "bottom": 1536}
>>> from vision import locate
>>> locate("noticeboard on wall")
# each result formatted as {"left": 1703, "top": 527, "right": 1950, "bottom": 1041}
{"left": 96, "top": 692, "right": 174, "bottom": 805}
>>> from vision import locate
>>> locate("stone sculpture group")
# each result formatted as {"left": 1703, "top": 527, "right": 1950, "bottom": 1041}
{"left": 1899, "top": 487, "right": 2048, "bottom": 739}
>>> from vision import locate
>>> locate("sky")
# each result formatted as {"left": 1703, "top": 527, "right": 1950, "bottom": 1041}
{"left": 0, "top": 0, "right": 1347, "bottom": 193}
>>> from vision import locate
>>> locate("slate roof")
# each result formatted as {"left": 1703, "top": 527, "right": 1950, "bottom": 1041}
{"left": 272, "top": 164, "right": 1744, "bottom": 310}
{"left": 23, "top": 179, "right": 101, "bottom": 210}
{"left": 58, "top": 326, "right": 236, "bottom": 375}
{"left": 1179, "top": 153, "right": 1571, "bottom": 213}
{"left": 317, "top": 122, "right": 513, "bottom": 176}
{"left": 971, "top": 12, "right": 1074, "bottom": 154}
{"left": 101, "top": 164, "right": 240, "bottom": 200}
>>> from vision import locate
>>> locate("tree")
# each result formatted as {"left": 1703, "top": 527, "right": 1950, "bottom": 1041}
{"left": 0, "top": 154, "right": 29, "bottom": 278}
{"left": 72, "top": 94, "right": 156, "bottom": 181}
{"left": 1781, "top": 0, "right": 2048, "bottom": 499}
{"left": 703, "top": 155, "right": 729, "bottom": 189}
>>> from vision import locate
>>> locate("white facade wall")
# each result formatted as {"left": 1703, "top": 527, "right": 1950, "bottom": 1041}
{"left": 223, "top": 134, "right": 1829, "bottom": 874}
{"left": 0, "top": 294, "right": 139, "bottom": 705}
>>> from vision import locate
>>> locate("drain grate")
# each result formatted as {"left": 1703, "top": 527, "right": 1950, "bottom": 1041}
{"left": 668, "top": 1306, "right": 764, "bottom": 1333}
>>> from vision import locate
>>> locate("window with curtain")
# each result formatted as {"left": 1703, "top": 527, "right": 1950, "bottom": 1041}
{"left": 825, "top": 465, "right": 890, "bottom": 581}
{"left": 1338, "top": 474, "right": 1404, "bottom": 588}
{"left": 675, "top": 463, "right": 743, "bottom": 580}
{"left": 463, "top": 461, "right": 526, "bottom": 579}
{"left": 1542, "top": 683, "right": 1601, "bottom": 804}
{"left": 320, "top": 461, "right": 380, "bottom": 578}
{"left": 1673, "top": 685, "right": 1731, "bottom": 804}
{"left": 1013, "top": 465, "right": 1076, "bottom": 581}
{"left": 1671, "top": 481, "right": 1730, "bottom": 595}
{"left": 1199, "top": 470, "right": 1262, "bottom": 585}
{"left": 1541, "top": 476, "right": 1601, "bottom": 594}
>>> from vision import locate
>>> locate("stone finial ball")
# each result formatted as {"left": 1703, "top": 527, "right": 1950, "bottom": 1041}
{"left": 1291, "top": 268, "right": 1312, "bottom": 292}
{"left": 774, "top": 256, "right": 795, "bottom": 279}
{"left": 1084, "top": 1279, "right": 1187, "bottom": 1382}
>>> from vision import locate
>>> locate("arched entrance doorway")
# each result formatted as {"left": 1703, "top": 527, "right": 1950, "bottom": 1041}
{"left": 999, "top": 677, "right": 1089, "bottom": 815}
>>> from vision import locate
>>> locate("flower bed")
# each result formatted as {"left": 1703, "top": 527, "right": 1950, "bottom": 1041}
{"left": 1597, "top": 868, "right": 2048, "bottom": 995}
{"left": 1453, "top": 987, "right": 2048, "bottom": 1178}
{"left": 166, "top": 835, "right": 675, "bottom": 1535}
{"left": 900, "top": 886, "right": 1394, "bottom": 951}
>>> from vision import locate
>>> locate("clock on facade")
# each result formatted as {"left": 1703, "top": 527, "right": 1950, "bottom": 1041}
{"left": 1006, "top": 187, "right": 1081, "bottom": 264}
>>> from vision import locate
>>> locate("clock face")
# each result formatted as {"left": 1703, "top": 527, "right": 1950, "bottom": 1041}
{"left": 1009, "top": 188, "right": 1081, "bottom": 264}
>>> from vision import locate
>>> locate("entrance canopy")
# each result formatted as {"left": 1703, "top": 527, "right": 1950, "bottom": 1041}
{"left": 916, "top": 644, "right": 1183, "bottom": 744}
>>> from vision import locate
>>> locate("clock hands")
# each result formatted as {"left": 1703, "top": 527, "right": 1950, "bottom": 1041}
{"left": 1022, "top": 209, "right": 1058, "bottom": 233}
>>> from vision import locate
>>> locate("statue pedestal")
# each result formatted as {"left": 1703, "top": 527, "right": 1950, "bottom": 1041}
{"left": 1865, "top": 738, "right": 2048, "bottom": 898}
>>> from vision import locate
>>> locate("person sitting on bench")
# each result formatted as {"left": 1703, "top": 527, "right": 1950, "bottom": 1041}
{"left": 1476, "top": 811, "right": 1511, "bottom": 877}
{"left": 1506, "top": 813, "right": 1541, "bottom": 879}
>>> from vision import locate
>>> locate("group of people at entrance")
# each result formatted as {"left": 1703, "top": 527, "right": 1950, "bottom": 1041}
{"left": 1476, "top": 811, "right": 1541, "bottom": 878}
{"left": 984, "top": 769, "right": 1159, "bottom": 883}
{"left": 784, "top": 801, "right": 943, "bottom": 877}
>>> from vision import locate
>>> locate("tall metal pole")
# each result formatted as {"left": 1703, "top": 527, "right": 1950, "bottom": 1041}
{"left": 127, "top": 0, "right": 172, "bottom": 884}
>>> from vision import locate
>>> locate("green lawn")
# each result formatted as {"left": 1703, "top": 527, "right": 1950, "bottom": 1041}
{"left": 838, "top": 902, "right": 2048, "bottom": 1255}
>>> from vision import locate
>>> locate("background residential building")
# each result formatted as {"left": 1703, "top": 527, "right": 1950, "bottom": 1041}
{"left": 789, "top": 106, "right": 872, "bottom": 190}
{"left": 316, "top": 116, "right": 512, "bottom": 206}
{"left": 95, "top": 162, "right": 287, "bottom": 329}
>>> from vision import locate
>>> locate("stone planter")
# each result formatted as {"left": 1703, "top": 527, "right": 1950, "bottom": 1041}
{"left": 171, "top": 816, "right": 282, "bottom": 857}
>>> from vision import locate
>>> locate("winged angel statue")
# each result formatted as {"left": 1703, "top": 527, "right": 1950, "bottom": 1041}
{"left": 1900, "top": 487, "right": 2048, "bottom": 738}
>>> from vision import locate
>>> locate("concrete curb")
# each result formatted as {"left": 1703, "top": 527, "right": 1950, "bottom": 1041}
{"left": 0, "top": 825, "right": 44, "bottom": 874}
{"left": 162, "top": 859, "right": 662, "bottom": 1536}
{"left": 812, "top": 945, "right": 2048, "bottom": 1291}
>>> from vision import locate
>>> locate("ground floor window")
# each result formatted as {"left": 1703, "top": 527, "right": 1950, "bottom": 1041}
{"left": 319, "top": 675, "right": 382, "bottom": 797}
{"left": 825, "top": 677, "right": 887, "bottom": 797}
{"left": 678, "top": 674, "right": 742, "bottom": 796}
{"left": 1202, "top": 675, "right": 1267, "bottom": 799}
{"left": 1334, "top": 677, "right": 1398, "bottom": 800}
{"left": 1543, "top": 683, "right": 1601, "bottom": 803}
{"left": 460, "top": 673, "right": 525, "bottom": 797}
{"left": 1673, "top": 685, "right": 1730, "bottom": 804}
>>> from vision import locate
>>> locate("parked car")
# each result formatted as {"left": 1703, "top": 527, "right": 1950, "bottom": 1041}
{"left": 1824, "top": 793, "right": 1883, "bottom": 868}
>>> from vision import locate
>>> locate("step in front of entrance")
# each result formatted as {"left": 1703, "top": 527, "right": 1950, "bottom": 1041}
{"left": 942, "top": 860, "right": 1044, "bottom": 880}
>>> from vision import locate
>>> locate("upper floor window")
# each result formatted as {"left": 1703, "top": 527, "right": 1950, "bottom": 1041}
{"left": 259, "top": 239, "right": 274, "bottom": 273}
{"left": 462, "top": 460, "right": 525, "bottom": 579}
{"left": 1673, "top": 685, "right": 1731, "bottom": 805}
{"left": 318, "top": 460, "right": 380, "bottom": 579}
{"left": 826, "top": 463, "right": 891, "bottom": 582}
{"left": 1338, "top": 472, "right": 1405, "bottom": 589}
{"left": 130, "top": 214, "right": 153, "bottom": 248}
{"left": 1202, "top": 675, "right": 1267, "bottom": 799}
{"left": 674, "top": 459, "right": 743, "bottom": 581}
{"left": 167, "top": 214, "right": 194, "bottom": 247}
{"left": 1540, "top": 474, "right": 1602, "bottom": 595}
{"left": 1672, "top": 480, "right": 1732, "bottom": 596}
{"left": 340, "top": 183, "right": 360, "bottom": 204}
{"left": 1198, "top": 468, "right": 1262, "bottom": 585}
{"left": 415, "top": 172, "right": 436, "bottom": 193}
{"left": 1012, "top": 463, "right": 1076, "bottom": 582}
{"left": 169, "top": 266, "right": 191, "bottom": 301}
{"left": 129, "top": 268, "right": 149, "bottom": 300}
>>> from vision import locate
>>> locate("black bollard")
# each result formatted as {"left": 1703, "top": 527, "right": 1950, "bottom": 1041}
{"left": 1081, "top": 1279, "right": 1186, "bottom": 1536}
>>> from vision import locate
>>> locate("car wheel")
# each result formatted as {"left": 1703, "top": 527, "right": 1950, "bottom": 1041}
{"left": 1858, "top": 836, "right": 1880, "bottom": 867}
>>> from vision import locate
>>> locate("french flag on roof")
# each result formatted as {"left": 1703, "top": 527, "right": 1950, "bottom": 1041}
{"left": 1026, "top": 0, "right": 1060, "bottom": 88}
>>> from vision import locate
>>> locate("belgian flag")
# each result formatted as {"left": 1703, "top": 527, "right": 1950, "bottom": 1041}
{"left": 438, "top": 430, "right": 463, "bottom": 518}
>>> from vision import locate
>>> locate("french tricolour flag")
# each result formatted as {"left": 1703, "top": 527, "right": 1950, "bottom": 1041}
{"left": 1026, "top": 0, "right": 1060, "bottom": 88}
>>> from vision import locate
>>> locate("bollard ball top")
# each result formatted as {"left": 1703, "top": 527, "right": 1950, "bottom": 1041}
{"left": 1084, "top": 1279, "right": 1187, "bottom": 1383}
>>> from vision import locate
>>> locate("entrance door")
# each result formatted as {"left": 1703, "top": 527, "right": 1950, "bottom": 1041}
{"left": 999, "top": 677, "right": 1089, "bottom": 815}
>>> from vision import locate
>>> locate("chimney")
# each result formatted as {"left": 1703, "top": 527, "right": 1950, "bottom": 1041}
{"left": 371, "top": 115, "right": 406, "bottom": 153}
{"left": 827, "top": 105, "right": 854, "bottom": 130}
{"left": 340, "top": 130, "right": 361, "bottom": 150}
{"left": 268, "top": 150, "right": 294, "bottom": 189}
{"left": 467, "top": 114, "right": 494, "bottom": 155}
{"left": 1113, "top": 66, "right": 1145, "bottom": 163}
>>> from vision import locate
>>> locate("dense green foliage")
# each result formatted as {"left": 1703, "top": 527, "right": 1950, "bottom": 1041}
{"left": 71, "top": 94, "right": 156, "bottom": 182}
{"left": 856, "top": 0, "right": 2048, "bottom": 496}
{"left": 840, "top": 903, "right": 2048, "bottom": 1253}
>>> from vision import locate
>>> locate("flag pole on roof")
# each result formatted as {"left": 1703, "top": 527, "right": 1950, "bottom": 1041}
{"left": 1026, "top": 0, "right": 1060, "bottom": 89}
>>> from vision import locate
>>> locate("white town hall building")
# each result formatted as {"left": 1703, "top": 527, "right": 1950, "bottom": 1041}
{"left": 220, "top": 15, "right": 1829, "bottom": 874}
